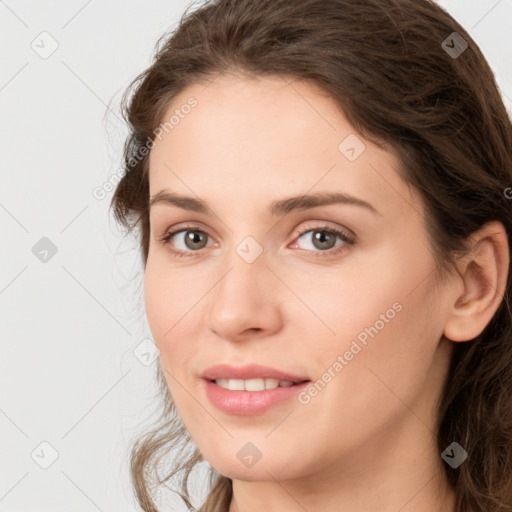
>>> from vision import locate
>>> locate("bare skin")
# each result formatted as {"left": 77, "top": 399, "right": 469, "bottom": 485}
{"left": 144, "top": 74, "right": 509, "bottom": 512}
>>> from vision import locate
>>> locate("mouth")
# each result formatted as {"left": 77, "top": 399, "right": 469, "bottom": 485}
{"left": 209, "top": 377, "right": 310, "bottom": 391}
{"left": 202, "top": 377, "right": 312, "bottom": 416}
{"left": 200, "top": 364, "right": 311, "bottom": 414}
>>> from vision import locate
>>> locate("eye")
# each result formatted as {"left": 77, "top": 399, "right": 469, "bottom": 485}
{"left": 158, "top": 223, "right": 356, "bottom": 259}
{"left": 159, "top": 225, "right": 214, "bottom": 258}
{"left": 291, "top": 225, "right": 356, "bottom": 257}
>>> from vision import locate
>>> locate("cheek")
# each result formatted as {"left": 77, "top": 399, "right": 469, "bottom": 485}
{"left": 143, "top": 267, "right": 204, "bottom": 417}
{"left": 143, "top": 268, "right": 171, "bottom": 345}
{"left": 292, "top": 288, "right": 440, "bottom": 459}
{"left": 321, "top": 289, "right": 440, "bottom": 433}
{"left": 143, "top": 260, "right": 203, "bottom": 359}
{"left": 298, "top": 241, "right": 441, "bottom": 395}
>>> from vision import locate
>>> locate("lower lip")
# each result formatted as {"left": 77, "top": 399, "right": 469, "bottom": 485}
{"left": 203, "top": 379, "right": 311, "bottom": 416}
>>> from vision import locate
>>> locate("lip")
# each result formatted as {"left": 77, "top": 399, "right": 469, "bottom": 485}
{"left": 201, "top": 364, "right": 311, "bottom": 416}
{"left": 203, "top": 379, "right": 311, "bottom": 416}
{"left": 201, "top": 363, "right": 309, "bottom": 382}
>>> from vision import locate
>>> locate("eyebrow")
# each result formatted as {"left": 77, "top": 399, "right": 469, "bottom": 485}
{"left": 149, "top": 190, "right": 381, "bottom": 217}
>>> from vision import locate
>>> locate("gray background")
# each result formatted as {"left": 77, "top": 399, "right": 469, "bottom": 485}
{"left": 1, "top": 1, "right": 511, "bottom": 511}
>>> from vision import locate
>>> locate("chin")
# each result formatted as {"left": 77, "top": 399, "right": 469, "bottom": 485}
{"left": 207, "top": 450, "right": 303, "bottom": 482}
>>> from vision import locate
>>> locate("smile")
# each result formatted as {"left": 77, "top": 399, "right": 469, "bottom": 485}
{"left": 214, "top": 378, "right": 297, "bottom": 391}
{"left": 203, "top": 378, "right": 311, "bottom": 416}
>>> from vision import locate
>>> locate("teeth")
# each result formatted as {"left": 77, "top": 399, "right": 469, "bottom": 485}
{"left": 229, "top": 379, "right": 246, "bottom": 391}
{"left": 214, "top": 378, "right": 296, "bottom": 391}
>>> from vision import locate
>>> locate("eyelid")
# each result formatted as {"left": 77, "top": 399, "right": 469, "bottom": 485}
{"left": 158, "top": 222, "right": 217, "bottom": 254}
{"left": 158, "top": 220, "right": 356, "bottom": 258}
{"left": 290, "top": 220, "right": 356, "bottom": 244}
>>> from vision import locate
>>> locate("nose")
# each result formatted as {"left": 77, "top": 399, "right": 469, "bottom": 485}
{"left": 205, "top": 247, "right": 283, "bottom": 343}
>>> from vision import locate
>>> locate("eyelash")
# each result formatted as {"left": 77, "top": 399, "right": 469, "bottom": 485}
{"left": 158, "top": 223, "right": 356, "bottom": 259}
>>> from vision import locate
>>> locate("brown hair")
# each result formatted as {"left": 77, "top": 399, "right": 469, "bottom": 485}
{"left": 110, "top": 0, "right": 512, "bottom": 510}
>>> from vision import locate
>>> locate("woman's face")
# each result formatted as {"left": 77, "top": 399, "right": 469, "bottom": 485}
{"left": 145, "top": 75, "right": 456, "bottom": 482}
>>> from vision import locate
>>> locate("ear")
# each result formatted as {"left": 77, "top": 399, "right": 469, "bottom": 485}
{"left": 443, "top": 220, "right": 509, "bottom": 342}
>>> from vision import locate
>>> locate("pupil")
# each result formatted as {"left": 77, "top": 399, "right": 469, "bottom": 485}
{"left": 314, "top": 231, "right": 334, "bottom": 249}
{"left": 186, "top": 230, "right": 205, "bottom": 249}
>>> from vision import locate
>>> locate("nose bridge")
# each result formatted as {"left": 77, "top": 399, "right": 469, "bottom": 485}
{"left": 206, "top": 236, "right": 281, "bottom": 339}
{"left": 214, "top": 222, "right": 269, "bottom": 289}
{"left": 212, "top": 238, "right": 268, "bottom": 310}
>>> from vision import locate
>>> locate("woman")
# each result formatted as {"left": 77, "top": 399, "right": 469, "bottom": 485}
{"left": 110, "top": 0, "right": 512, "bottom": 510}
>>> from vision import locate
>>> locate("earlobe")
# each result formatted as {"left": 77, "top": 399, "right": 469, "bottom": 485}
{"left": 443, "top": 221, "right": 509, "bottom": 343}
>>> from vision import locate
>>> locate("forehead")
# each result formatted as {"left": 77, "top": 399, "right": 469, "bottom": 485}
{"left": 148, "top": 75, "right": 418, "bottom": 220}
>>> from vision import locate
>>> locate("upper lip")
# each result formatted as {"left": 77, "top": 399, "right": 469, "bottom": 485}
{"left": 201, "top": 364, "right": 310, "bottom": 383}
